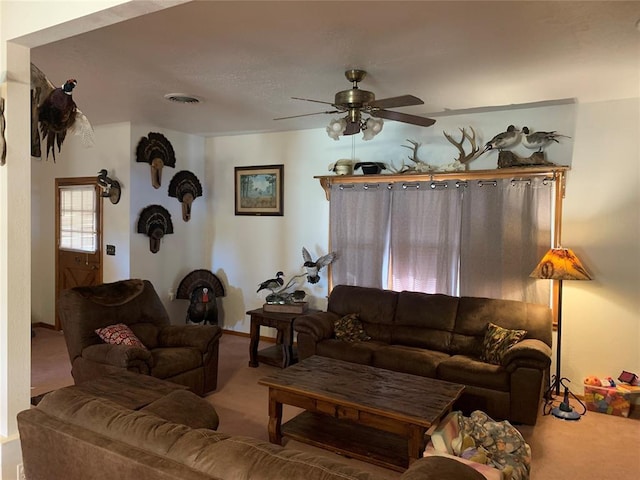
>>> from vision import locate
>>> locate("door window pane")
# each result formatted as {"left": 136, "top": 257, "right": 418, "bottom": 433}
{"left": 59, "top": 186, "right": 97, "bottom": 252}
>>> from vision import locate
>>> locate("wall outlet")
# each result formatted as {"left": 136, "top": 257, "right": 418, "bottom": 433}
{"left": 17, "top": 464, "right": 25, "bottom": 480}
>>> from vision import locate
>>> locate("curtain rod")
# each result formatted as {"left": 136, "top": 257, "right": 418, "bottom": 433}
{"left": 316, "top": 166, "right": 569, "bottom": 201}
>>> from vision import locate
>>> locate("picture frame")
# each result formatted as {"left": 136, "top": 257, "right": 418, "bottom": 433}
{"left": 234, "top": 164, "right": 284, "bottom": 216}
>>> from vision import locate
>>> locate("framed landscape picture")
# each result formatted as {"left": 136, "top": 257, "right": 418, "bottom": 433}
{"left": 234, "top": 164, "right": 284, "bottom": 216}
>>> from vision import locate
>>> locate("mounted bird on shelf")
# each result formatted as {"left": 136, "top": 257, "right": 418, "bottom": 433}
{"left": 521, "top": 126, "right": 571, "bottom": 151}
{"left": 30, "top": 63, "right": 94, "bottom": 161}
{"left": 480, "top": 125, "right": 521, "bottom": 154}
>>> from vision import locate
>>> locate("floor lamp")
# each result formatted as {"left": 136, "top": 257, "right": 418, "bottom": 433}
{"left": 530, "top": 247, "right": 591, "bottom": 419}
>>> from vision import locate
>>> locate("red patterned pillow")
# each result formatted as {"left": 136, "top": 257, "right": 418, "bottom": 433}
{"left": 95, "top": 323, "right": 147, "bottom": 349}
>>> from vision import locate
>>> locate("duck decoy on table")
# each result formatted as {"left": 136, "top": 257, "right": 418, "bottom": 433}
{"left": 302, "top": 247, "right": 337, "bottom": 284}
{"left": 521, "top": 127, "right": 570, "bottom": 151}
{"left": 30, "top": 63, "right": 94, "bottom": 161}
{"left": 257, "top": 271, "right": 284, "bottom": 294}
{"left": 481, "top": 125, "right": 521, "bottom": 154}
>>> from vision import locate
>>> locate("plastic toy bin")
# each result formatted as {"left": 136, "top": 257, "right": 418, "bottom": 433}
{"left": 583, "top": 385, "right": 631, "bottom": 417}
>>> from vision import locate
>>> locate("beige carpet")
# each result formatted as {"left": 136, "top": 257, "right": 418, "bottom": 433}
{"left": 31, "top": 327, "right": 640, "bottom": 479}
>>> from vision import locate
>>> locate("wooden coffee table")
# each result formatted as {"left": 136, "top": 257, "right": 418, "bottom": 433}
{"left": 258, "top": 355, "right": 465, "bottom": 471}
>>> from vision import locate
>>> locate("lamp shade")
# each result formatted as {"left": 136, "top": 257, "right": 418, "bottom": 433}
{"left": 530, "top": 248, "right": 592, "bottom": 281}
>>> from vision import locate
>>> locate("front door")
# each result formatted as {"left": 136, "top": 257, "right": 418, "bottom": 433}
{"left": 55, "top": 177, "right": 103, "bottom": 330}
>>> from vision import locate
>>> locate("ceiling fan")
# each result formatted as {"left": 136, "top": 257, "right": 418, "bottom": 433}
{"left": 275, "top": 69, "right": 436, "bottom": 140}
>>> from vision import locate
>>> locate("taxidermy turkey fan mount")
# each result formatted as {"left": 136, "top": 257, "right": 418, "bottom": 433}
{"left": 275, "top": 69, "right": 436, "bottom": 139}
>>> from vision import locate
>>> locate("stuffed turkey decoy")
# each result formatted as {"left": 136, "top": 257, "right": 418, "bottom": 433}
{"left": 176, "top": 269, "right": 225, "bottom": 325}
{"left": 31, "top": 63, "right": 94, "bottom": 161}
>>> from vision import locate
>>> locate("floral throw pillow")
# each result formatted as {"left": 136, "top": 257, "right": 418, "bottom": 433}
{"left": 334, "top": 313, "right": 371, "bottom": 342}
{"left": 481, "top": 322, "right": 526, "bottom": 365}
{"left": 95, "top": 323, "right": 147, "bottom": 349}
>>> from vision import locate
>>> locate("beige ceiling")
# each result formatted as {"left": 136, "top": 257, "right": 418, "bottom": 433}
{"left": 31, "top": 1, "right": 640, "bottom": 137}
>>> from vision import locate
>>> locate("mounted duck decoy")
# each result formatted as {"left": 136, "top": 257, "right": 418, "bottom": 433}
{"left": 257, "top": 271, "right": 284, "bottom": 294}
{"left": 97, "top": 169, "right": 121, "bottom": 204}
{"left": 302, "top": 247, "right": 337, "bottom": 284}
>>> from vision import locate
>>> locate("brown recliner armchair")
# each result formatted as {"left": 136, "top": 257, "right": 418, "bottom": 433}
{"left": 58, "top": 279, "right": 222, "bottom": 395}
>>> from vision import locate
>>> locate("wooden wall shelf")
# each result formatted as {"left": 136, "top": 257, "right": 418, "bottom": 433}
{"left": 315, "top": 166, "right": 570, "bottom": 200}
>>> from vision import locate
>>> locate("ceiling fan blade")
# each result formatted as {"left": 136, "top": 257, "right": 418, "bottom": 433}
{"left": 371, "top": 109, "right": 436, "bottom": 127}
{"left": 273, "top": 110, "right": 339, "bottom": 120}
{"left": 291, "top": 97, "right": 334, "bottom": 105}
{"left": 369, "top": 95, "right": 424, "bottom": 109}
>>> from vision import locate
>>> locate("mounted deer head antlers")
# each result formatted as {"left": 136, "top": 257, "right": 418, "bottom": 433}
{"left": 443, "top": 126, "right": 480, "bottom": 168}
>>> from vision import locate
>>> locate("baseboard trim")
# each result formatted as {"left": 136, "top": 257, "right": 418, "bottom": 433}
{"left": 222, "top": 329, "right": 275, "bottom": 343}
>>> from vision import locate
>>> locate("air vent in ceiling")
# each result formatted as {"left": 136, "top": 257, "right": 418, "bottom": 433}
{"left": 163, "top": 93, "right": 201, "bottom": 104}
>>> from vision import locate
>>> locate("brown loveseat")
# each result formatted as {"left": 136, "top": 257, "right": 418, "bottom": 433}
{"left": 294, "top": 285, "right": 552, "bottom": 425}
{"left": 58, "top": 279, "right": 222, "bottom": 395}
{"left": 17, "top": 373, "right": 485, "bottom": 480}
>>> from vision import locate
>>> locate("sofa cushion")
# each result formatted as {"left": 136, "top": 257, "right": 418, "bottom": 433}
{"left": 327, "top": 285, "right": 398, "bottom": 343}
{"left": 167, "top": 431, "right": 377, "bottom": 480}
{"left": 372, "top": 345, "right": 450, "bottom": 378}
{"left": 37, "top": 387, "right": 206, "bottom": 453}
{"left": 480, "top": 323, "right": 527, "bottom": 365}
{"left": 393, "top": 291, "right": 458, "bottom": 351}
{"left": 141, "top": 389, "right": 219, "bottom": 430}
{"left": 437, "top": 355, "right": 510, "bottom": 392}
{"left": 151, "top": 347, "right": 203, "bottom": 379}
{"left": 334, "top": 313, "right": 371, "bottom": 342}
{"left": 316, "top": 339, "right": 386, "bottom": 365}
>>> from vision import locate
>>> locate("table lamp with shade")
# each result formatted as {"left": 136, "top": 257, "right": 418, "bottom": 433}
{"left": 530, "top": 247, "right": 591, "bottom": 419}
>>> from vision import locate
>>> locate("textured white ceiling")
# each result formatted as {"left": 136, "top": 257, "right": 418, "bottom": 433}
{"left": 31, "top": 1, "right": 640, "bottom": 137}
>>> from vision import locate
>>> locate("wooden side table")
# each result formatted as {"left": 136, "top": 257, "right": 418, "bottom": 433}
{"left": 247, "top": 308, "right": 315, "bottom": 368}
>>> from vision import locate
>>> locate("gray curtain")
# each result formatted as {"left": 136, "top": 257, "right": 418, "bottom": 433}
{"left": 459, "top": 177, "right": 552, "bottom": 303}
{"left": 329, "top": 176, "right": 553, "bottom": 304}
{"left": 330, "top": 184, "right": 391, "bottom": 288}
{"left": 389, "top": 182, "right": 463, "bottom": 294}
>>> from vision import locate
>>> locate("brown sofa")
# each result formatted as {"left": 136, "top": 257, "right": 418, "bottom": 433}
{"left": 294, "top": 285, "right": 552, "bottom": 425}
{"left": 58, "top": 279, "right": 222, "bottom": 395}
{"left": 17, "top": 373, "right": 485, "bottom": 480}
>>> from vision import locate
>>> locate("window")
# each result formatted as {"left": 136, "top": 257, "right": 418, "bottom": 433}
{"left": 328, "top": 170, "right": 564, "bottom": 305}
{"left": 59, "top": 185, "right": 98, "bottom": 252}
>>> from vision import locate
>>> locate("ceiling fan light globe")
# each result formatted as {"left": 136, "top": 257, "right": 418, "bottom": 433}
{"left": 327, "top": 118, "right": 347, "bottom": 140}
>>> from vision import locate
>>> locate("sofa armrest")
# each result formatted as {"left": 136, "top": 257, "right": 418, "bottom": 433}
{"left": 82, "top": 343, "right": 153, "bottom": 369}
{"left": 294, "top": 311, "right": 340, "bottom": 341}
{"left": 158, "top": 324, "right": 222, "bottom": 352}
{"left": 501, "top": 339, "right": 552, "bottom": 371}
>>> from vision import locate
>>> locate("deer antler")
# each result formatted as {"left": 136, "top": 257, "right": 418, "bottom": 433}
{"left": 402, "top": 139, "right": 422, "bottom": 164}
{"left": 443, "top": 127, "right": 480, "bottom": 165}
